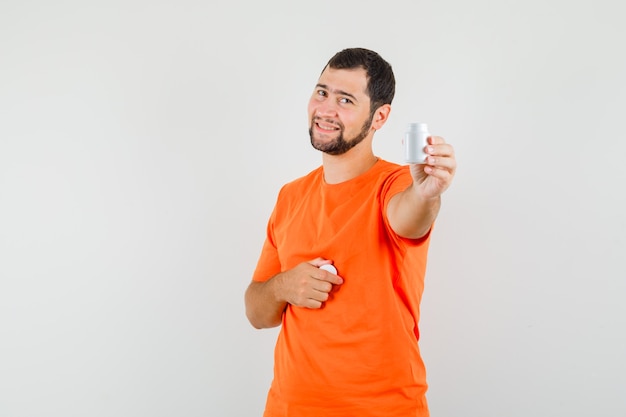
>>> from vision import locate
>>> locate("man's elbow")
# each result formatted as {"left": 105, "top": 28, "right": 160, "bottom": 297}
{"left": 246, "top": 309, "right": 282, "bottom": 329}
{"left": 244, "top": 278, "right": 284, "bottom": 329}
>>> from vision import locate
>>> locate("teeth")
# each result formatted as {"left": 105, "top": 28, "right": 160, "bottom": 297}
{"left": 318, "top": 122, "right": 339, "bottom": 131}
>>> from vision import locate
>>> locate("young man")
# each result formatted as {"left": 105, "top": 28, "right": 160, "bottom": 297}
{"left": 245, "top": 48, "right": 456, "bottom": 417}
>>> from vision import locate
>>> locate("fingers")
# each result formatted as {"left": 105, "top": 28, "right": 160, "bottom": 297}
{"left": 427, "top": 135, "right": 447, "bottom": 146}
{"left": 283, "top": 261, "right": 343, "bottom": 309}
{"left": 296, "top": 276, "right": 335, "bottom": 309}
{"left": 314, "top": 268, "right": 344, "bottom": 285}
{"left": 309, "top": 257, "right": 331, "bottom": 268}
{"left": 424, "top": 136, "right": 456, "bottom": 174}
{"left": 424, "top": 154, "right": 456, "bottom": 173}
{"left": 426, "top": 136, "right": 454, "bottom": 157}
{"left": 423, "top": 164, "right": 454, "bottom": 182}
{"left": 308, "top": 258, "right": 343, "bottom": 285}
{"left": 312, "top": 280, "right": 333, "bottom": 294}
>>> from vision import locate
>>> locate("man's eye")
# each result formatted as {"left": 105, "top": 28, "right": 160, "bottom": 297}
{"left": 317, "top": 90, "right": 327, "bottom": 97}
{"left": 339, "top": 97, "right": 352, "bottom": 104}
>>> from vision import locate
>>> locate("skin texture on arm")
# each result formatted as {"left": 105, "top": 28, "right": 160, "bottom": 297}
{"left": 387, "top": 136, "right": 456, "bottom": 239}
{"left": 244, "top": 279, "right": 287, "bottom": 329}
{"left": 245, "top": 258, "right": 344, "bottom": 329}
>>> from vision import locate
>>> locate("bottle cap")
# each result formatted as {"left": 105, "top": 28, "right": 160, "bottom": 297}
{"left": 319, "top": 264, "right": 337, "bottom": 274}
{"left": 407, "top": 122, "right": 428, "bottom": 131}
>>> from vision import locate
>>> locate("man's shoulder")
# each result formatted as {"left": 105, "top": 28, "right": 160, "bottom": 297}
{"left": 376, "top": 158, "right": 405, "bottom": 173}
{"left": 373, "top": 159, "right": 413, "bottom": 197}
{"left": 373, "top": 159, "right": 410, "bottom": 183}
{"left": 277, "top": 165, "right": 323, "bottom": 197}
{"left": 284, "top": 166, "right": 322, "bottom": 187}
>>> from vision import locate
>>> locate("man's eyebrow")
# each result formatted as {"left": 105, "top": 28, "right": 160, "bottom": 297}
{"left": 316, "top": 83, "right": 358, "bottom": 102}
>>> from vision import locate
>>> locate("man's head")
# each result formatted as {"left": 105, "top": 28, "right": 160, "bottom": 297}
{"left": 308, "top": 48, "right": 395, "bottom": 156}
{"left": 324, "top": 48, "right": 396, "bottom": 118}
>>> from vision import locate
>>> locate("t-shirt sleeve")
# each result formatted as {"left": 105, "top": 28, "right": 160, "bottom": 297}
{"left": 251, "top": 203, "right": 282, "bottom": 283}
{"left": 380, "top": 166, "right": 432, "bottom": 247}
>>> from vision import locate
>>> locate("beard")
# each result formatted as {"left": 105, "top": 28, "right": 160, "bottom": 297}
{"left": 309, "top": 116, "right": 373, "bottom": 156}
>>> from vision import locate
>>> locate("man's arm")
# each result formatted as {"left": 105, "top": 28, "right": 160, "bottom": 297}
{"left": 245, "top": 258, "right": 344, "bottom": 329}
{"left": 387, "top": 136, "right": 456, "bottom": 239}
{"left": 244, "top": 278, "right": 288, "bottom": 329}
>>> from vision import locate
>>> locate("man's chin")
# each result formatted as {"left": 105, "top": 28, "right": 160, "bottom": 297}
{"left": 311, "top": 141, "right": 335, "bottom": 153}
{"left": 311, "top": 135, "right": 339, "bottom": 151}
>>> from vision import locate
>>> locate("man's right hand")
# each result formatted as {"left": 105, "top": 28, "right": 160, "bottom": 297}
{"left": 275, "top": 258, "right": 343, "bottom": 309}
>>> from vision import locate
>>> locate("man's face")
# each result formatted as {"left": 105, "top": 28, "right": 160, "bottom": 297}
{"left": 307, "top": 67, "right": 374, "bottom": 155}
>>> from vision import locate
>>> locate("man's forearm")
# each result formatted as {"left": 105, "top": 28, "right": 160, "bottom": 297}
{"left": 388, "top": 185, "right": 441, "bottom": 240}
{"left": 245, "top": 277, "right": 287, "bottom": 329}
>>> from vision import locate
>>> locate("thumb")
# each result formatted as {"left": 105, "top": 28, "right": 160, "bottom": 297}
{"left": 308, "top": 257, "right": 333, "bottom": 268}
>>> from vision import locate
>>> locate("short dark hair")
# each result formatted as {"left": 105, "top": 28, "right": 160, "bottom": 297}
{"left": 323, "top": 48, "right": 396, "bottom": 116}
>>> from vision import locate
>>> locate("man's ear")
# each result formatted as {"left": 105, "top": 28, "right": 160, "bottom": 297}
{"left": 371, "top": 104, "right": 391, "bottom": 130}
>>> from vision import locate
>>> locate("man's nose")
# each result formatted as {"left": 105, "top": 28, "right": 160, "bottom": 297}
{"left": 315, "top": 100, "right": 339, "bottom": 118}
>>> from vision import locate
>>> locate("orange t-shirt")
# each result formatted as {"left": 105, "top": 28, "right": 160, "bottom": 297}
{"left": 253, "top": 159, "right": 432, "bottom": 417}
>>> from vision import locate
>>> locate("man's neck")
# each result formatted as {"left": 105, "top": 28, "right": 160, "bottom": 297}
{"left": 321, "top": 145, "right": 379, "bottom": 184}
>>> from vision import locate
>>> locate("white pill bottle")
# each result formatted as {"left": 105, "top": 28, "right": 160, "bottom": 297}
{"left": 403, "top": 122, "right": 429, "bottom": 164}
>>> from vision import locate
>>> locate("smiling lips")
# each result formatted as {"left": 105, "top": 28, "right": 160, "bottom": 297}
{"left": 314, "top": 118, "right": 341, "bottom": 132}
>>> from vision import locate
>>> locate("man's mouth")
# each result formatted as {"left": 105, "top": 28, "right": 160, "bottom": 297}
{"left": 314, "top": 119, "right": 341, "bottom": 132}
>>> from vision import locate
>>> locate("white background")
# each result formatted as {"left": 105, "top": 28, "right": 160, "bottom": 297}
{"left": 1, "top": 0, "right": 625, "bottom": 416}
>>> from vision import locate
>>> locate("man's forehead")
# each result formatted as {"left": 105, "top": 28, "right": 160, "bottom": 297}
{"left": 318, "top": 67, "right": 369, "bottom": 97}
